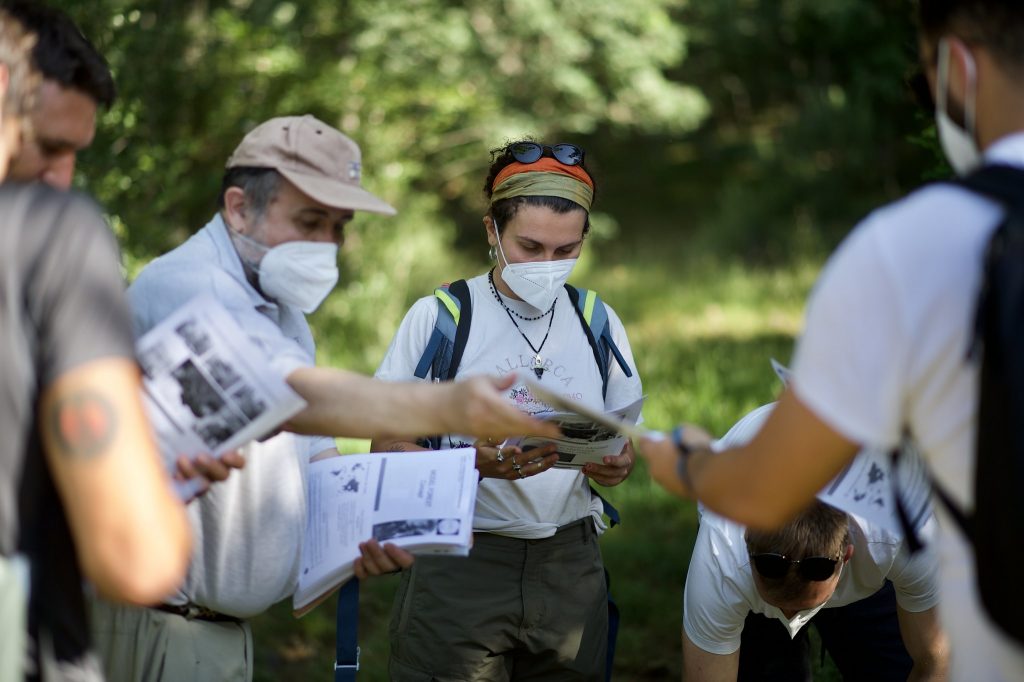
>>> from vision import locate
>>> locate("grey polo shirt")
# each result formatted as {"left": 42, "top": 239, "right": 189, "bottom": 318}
{"left": 128, "top": 214, "right": 334, "bottom": 616}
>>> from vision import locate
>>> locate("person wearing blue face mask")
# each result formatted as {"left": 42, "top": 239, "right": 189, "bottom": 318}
{"left": 88, "top": 118, "right": 561, "bottom": 682}
{"left": 373, "top": 141, "right": 643, "bottom": 681}
{"left": 639, "top": 1, "right": 1024, "bottom": 679}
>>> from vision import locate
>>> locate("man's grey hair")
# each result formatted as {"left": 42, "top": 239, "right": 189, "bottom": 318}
{"left": 218, "top": 166, "right": 282, "bottom": 221}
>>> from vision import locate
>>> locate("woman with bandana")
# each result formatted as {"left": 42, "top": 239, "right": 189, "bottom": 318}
{"left": 372, "top": 141, "right": 643, "bottom": 681}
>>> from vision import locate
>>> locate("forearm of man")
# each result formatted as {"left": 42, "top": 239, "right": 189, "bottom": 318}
{"left": 692, "top": 388, "right": 860, "bottom": 530}
{"left": 898, "top": 605, "right": 950, "bottom": 681}
{"left": 286, "top": 367, "right": 459, "bottom": 438}
{"left": 287, "top": 366, "right": 560, "bottom": 444}
{"left": 683, "top": 630, "right": 738, "bottom": 682}
{"left": 41, "top": 358, "right": 191, "bottom": 605}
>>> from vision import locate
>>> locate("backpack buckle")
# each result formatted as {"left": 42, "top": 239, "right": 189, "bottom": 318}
{"left": 334, "top": 646, "right": 360, "bottom": 671}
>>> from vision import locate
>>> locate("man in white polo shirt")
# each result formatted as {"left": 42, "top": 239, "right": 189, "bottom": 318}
{"left": 682, "top": 407, "right": 944, "bottom": 681}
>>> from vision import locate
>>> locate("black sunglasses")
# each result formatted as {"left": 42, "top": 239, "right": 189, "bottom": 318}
{"left": 751, "top": 553, "right": 840, "bottom": 582}
{"left": 507, "top": 142, "right": 585, "bottom": 167}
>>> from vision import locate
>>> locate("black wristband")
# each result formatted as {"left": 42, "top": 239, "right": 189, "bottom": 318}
{"left": 672, "top": 426, "right": 694, "bottom": 491}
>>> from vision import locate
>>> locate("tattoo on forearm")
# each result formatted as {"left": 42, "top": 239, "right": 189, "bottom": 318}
{"left": 48, "top": 390, "right": 117, "bottom": 459}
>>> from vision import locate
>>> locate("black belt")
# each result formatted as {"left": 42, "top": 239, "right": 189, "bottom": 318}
{"left": 155, "top": 602, "right": 242, "bottom": 623}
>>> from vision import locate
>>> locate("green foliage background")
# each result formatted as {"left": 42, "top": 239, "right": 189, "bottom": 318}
{"left": 46, "top": 0, "right": 948, "bottom": 677}
{"left": 57, "top": 0, "right": 943, "bottom": 371}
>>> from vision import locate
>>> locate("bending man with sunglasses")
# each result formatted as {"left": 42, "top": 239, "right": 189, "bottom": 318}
{"left": 682, "top": 406, "right": 945, "bottom": 682}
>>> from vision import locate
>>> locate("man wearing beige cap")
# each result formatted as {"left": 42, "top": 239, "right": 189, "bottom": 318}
{"left": 88, "top": 115, "right": 559, "bottom": 682}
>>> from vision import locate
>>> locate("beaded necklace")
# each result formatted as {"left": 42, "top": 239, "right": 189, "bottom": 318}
{"left": 488, "top": 269, "right": 556, "bottom": 379}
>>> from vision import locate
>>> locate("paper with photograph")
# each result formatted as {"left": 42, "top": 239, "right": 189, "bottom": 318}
{"left": 294, "top": 447, "right": 478, "bottom": 616}
{"left": 758, "top": 358, "right": 932, "bottom": 534}
{"left": 136, "top": 294, "right": 307, "bottom": 497}
{"left": 818, "top": 441, "right": 933, "bottom": 536}
{"left": 514, "top": 376, "right": 646, "bottom": 467}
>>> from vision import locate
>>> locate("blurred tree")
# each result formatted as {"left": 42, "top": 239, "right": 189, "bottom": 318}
{"left": 50, "top": 0, "right": 706, "bottom": 366}
{"left": 49, "top": 0, "right": 943, "bottom": 357}
{"left": 585, "top": 0, "right": 947, "bottom": 263}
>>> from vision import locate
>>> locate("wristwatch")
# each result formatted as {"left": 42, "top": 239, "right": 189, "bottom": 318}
{"left": 672, "top": 426, "right": 694, "bottom": 491}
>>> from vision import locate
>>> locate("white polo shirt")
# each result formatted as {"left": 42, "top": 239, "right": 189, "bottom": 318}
{"left": 683, "top": 506, "right": 938, "bottom": 655}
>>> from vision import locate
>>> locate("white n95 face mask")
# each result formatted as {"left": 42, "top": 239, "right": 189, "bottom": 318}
{"left": 258, "top": 240, "right": 340, "bottom": 314}
{"left": 493, "top": 219, "right": 577, "bottom": 312}
{"left": 936, "top": 38, "right": 981, "bottom": 176}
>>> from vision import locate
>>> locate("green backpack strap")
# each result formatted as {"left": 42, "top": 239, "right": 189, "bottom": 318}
{"left": 564, "top": 284, "right": 634, "bottom": 399}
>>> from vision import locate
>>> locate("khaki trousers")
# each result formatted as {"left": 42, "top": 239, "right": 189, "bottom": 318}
{"left": 88, "top": 597, "right": 253, "bottom": 682}
{"left": 389, "top": 519, "right": 608, "bottom": 681}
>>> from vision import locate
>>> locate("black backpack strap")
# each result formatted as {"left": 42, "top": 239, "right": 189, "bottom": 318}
{"left": 955, "top": 165, "right": 1024, "bottom": 360}
{"left": 955, "top": 164, "right": 1024, "bottom": 208}
{"left": 889, "top": 449, "right": 920, "bottom": 553}
{"left": 590, "top": 488, "right": 621, "bottom": 528}
{"left": 891, "top": 442, "right": 974, "bottom": 553}
{"left": 604, "top": 568, "right": 619, "bottom": 682}
{"left": 333, "top": 578, "right": 359, "bottom": 681}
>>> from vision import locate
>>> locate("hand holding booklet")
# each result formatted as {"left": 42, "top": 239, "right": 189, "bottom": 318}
{"left": 135, "top": 294, "right": 307, "bottom": 500}
{"left": 515, "top": 377, "right": 647, "bottom": 467}
{"left": 294, "top": 447, "right": 478, "bottom": 616}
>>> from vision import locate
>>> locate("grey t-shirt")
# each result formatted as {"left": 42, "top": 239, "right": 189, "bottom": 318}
{"left": 0, "top": 183, "right": 135, "bottom": 680}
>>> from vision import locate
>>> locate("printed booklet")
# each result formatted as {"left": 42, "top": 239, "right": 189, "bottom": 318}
{"left": 293, "top": 447, "right": 478, "bottom": 616}
{"left": 514, "top": 377, "right": 646, "bottom": 468}
{"left": 136, "top": 294, "right": 307, "bottom": 499}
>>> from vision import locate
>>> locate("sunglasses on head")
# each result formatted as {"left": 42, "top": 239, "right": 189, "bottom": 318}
{"left": 751, "top": 553, "right": 840, "bottom": 582}
{"left": 506, "top": 142, "right": 585, "bottom": 167}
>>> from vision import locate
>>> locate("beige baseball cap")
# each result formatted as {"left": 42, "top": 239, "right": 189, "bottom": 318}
{"left": 226, "top": 115, "right": 396, "bottom": 215}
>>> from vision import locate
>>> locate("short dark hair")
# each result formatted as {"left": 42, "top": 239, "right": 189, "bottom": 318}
{"left": 0, "top": 8, "right": 39, "bottom": 120}
{"left": 483, "top": 139, "right": 596, "bottom": 236}
{"left": 745, "top": 501, "right": 851, "bottom": 604}
{"left": 218, "top": 167, "right": 282, "bottom": 221}
{"left": 919, "top": 0, "right": 1024, "bottom": 69}
{"left": 1, "top": 0, "right": 115, "bottom": 107}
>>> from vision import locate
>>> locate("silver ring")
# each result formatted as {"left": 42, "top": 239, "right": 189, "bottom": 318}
{"left": 512, "top": 462, "right": 525, "bottom": 479}
{"left": 496, "top": 447, "right": 505, "bottom": 463}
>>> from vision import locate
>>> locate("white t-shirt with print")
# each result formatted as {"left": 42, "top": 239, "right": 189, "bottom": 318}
{"left": 683, "top": 507, "right": 939, "bottom": 655}
{"left": 376, "top": 272, "right": 643, "bottom": 539}
{"left": 791, "top": 133, "right": 1024, "bottom": 678}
